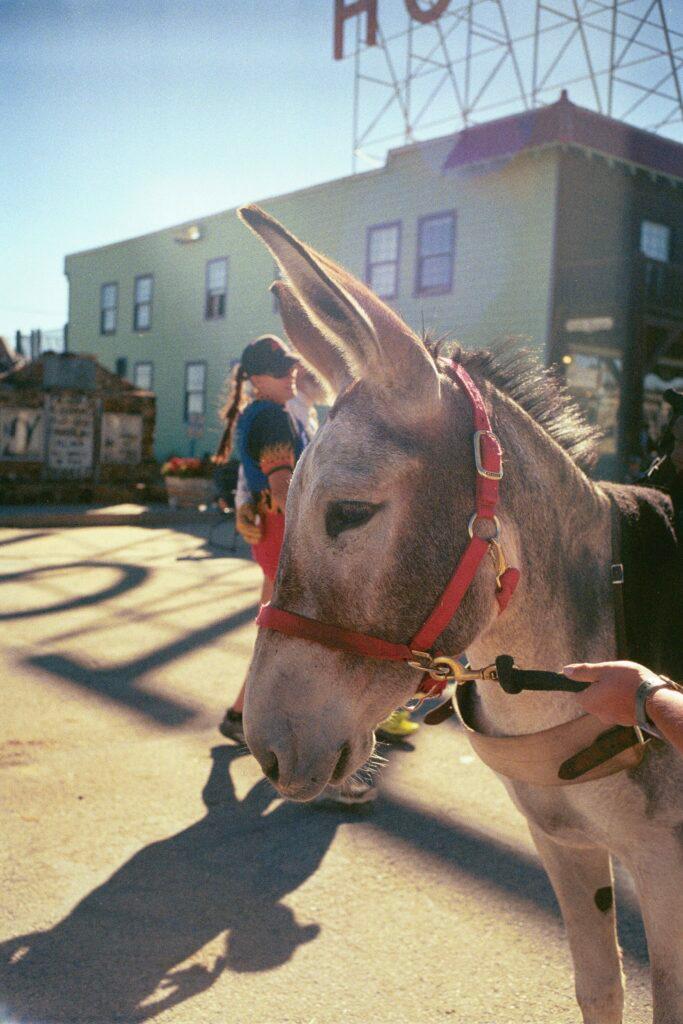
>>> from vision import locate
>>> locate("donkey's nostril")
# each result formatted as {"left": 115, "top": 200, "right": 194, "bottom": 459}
{"left": 262, "top": 751, "right": 279, "bottom": 783}
{"left": 332, "top": 743, "right": 351, "bottom": 782}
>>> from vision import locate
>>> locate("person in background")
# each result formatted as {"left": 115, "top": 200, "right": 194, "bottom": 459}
{"left": 565, "top": 661, "right": 683, "bottom": 755}
{"left": 214, "top": 336, "right": 375, "bottom": 805}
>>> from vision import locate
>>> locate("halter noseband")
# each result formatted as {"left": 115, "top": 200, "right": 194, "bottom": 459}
{"left": 256, "top": 361, "right": 520, "bottom": 692}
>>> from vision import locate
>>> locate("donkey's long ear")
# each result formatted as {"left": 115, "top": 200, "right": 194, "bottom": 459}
{"left": 238, "top": 205, "right": 441, "bottom": 417}
{"left": 239, "top": 204, "right": 381, "bottom": 378}
{"left": 271, "top": 281, "right": 350, "bottom": 398}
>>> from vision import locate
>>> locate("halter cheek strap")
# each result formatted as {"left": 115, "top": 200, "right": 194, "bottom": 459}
{"left": 255, "top": 361, "right": 520, "bottom": 678}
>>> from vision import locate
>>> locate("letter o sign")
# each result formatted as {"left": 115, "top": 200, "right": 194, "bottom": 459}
{"left": 405, "top": 0, "right": 452, "bottom": 23}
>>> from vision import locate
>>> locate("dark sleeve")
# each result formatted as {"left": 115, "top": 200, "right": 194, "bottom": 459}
{"left": 247, "top": 406, "right": 296, "bottom": 478}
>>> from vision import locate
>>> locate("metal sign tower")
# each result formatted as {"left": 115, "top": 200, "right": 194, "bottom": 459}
{"left": 335, "top": 0, "right": 683, "bottom": 170}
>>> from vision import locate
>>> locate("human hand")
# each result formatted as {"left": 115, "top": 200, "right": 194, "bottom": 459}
{"left": 236, "top": 502, "right": 263, "bottom": 545}
{"left": 563, "top": 660, "right": 665, "bottom": 726}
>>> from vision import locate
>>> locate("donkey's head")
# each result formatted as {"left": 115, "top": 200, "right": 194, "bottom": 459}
{"left": 239, "top": 205, "right": 508, "bottom": 800}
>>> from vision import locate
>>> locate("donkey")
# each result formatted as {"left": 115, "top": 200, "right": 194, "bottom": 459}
{"left": 237, "top": 204, "right": 683, "bottom": 1024}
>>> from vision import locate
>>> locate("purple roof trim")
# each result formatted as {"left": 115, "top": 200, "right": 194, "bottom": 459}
{"left": 443, "top": 93, "right": 683, "bottom": 180}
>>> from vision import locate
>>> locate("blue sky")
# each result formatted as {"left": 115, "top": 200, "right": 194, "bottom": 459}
{"left": 1, "top": 0, "right": 356, "bottom": 342}
{"left": 2, "top": 0, "right": 681, "bottom": 345}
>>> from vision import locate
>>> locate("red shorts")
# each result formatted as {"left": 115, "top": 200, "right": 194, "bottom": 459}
{"left": 251, "top": 511, "right": 285, "bottom": 582}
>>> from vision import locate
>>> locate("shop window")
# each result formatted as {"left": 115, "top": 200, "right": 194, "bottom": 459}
{"left": 366, "top": 222, "right": 401, "bottom": 299}
{"left": 205, "top": 258, "right": 228, "bottom": 319}
{"left": 134, "top": 275, "right": 153, "bottom": 331}
{"left": 100, "top": 283, "right": 118, "bottom": 335}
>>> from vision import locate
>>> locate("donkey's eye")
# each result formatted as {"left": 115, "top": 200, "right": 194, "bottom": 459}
{"left": 325, "top": 501, "right": 381, "bottom": 539}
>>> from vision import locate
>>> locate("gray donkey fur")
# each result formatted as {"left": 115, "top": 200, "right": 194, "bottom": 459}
{"left": 239, "top": 204, "right": 683, "bottom": 1024}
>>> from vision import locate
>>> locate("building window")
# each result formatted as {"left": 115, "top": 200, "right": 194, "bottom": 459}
{"left": 416, "top": 212, "right": 456, "bottom": 296}
{"left": 640, "top": 221, "right": 670, "bottom": 263}
{"left": 184, "top": 361, "right": 206, "bottom": 420}
{"left": 134, "top": 274, "right": 153, "bottom": 331}
{"left": 115, "top": 357, "right": 128, "bottom": 378}
{"left": 100, "top": 283, "right": 118, "bottom": 335}
{"left": 134, "top": 361, "right": 154, "bottom": 390}
{"left": 366, "top": 222, "right": 401, "bottom": 299}
{"left": 205, "top": 258, "right": 228, "bottom": 319}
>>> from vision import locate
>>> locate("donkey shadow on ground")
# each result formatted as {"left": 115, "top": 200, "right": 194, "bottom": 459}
{"left": 0, "top": 745, "right": 362, "bottom": 1024}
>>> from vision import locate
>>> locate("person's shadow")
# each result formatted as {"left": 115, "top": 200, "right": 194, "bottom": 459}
{"left": 0, "top": 746, "right": 356, "bottom": 1023}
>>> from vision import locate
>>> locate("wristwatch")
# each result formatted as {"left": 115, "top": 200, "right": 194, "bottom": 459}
{"left": 635, "top": 679, "right": 671, "bottom": 740}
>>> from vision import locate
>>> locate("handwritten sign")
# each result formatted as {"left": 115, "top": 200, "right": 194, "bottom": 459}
{"left": 101, "top": 413, "right": 143, "bottom": 464}
{"left": 0, "top": 407, "right": 44, "bottom": 460}
{"left": 46, "top": 393, "right": 95, "bottom": 476}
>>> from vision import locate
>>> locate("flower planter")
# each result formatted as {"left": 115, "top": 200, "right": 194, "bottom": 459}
{"left": 164, "top": 476, "right": 214, "bottom": 508}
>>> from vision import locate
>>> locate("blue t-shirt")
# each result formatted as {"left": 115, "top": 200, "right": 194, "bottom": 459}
{"left": 234, "top": 399, "right": 308, "bottom": 506}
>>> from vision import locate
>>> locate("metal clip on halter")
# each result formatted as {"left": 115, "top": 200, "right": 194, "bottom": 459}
{"left": 409, "top": 652, "right": 591, "bottom": 693}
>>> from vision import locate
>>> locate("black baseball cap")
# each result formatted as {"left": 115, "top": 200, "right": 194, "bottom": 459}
{"left": 240, "top": 335, "right": 299, "bottom": 378}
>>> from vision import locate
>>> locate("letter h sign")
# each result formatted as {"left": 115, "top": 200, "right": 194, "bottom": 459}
{"left": 334, "top": 0, "right": 378, "bottom": 60}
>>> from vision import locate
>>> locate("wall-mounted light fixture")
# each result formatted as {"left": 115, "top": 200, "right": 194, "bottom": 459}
{"left": 174, "top": 224, "right": 203, "bottom": 244}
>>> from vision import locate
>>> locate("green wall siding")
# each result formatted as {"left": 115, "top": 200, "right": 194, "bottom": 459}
{"left": 65, "top": 138, "right": 558, "bottom": 458}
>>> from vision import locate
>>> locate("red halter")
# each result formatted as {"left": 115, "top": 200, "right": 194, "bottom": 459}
{"left": 256, "top": 361, "right": 520, "bottom": 689}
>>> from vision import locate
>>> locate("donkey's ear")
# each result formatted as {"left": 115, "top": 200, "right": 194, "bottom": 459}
{"left": 239, "top": 204, "right": 382, "bottom": 377}
{"left": 239, "top": 204, "right": 441, "bottom": 417}
{"left": 271, "top": 281, "right": 350, "bottom": 397}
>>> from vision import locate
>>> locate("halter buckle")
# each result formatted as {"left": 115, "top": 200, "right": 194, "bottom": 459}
{"left": 473, "top": 430, "right": 503, "bottom": 480}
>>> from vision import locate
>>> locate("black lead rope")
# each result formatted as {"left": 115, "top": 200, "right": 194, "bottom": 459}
{"left": 494, "top": 654, "right": 588, "bottom": 694}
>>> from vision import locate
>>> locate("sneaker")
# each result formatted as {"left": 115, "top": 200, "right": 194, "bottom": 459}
{"left": 218, "top": 708, "right": 245, "bottom": 743}
{"left": 375, "top": 708, "right": 419, "bottom": 743}
{"left": 318, "top": 778, "right": 377, "bottom": 805}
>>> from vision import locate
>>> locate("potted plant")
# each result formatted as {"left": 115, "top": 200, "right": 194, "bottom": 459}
{"left": 160, "top": 456, "right": 215, "bottom": 508}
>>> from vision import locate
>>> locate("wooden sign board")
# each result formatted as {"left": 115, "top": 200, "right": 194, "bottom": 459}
{"left": 101, "top": 413, "right": 143, "bottom": 465}
{"left": 46, "top": 393, "right": 95, "bottom": 477}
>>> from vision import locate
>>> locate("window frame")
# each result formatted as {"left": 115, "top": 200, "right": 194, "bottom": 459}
{"left": 133, "top": 273, "right": 154, "bottom": 332}
{"left": 365, "top": 220, "right": 402, "bottom": 300}
{"left": 204, "top": 257, "right": 229, "bottom": 321}
{"left": 184, "top": 360, "right": 207, "bottom": 422}
{"left": 133, "top": 361, "right": 154, "bottom": 390}
{"left": 100, "top": 282, "right": 118, "bottom": 336}
{"left": 414, "top": 210, "right": 457, "bottom": 297}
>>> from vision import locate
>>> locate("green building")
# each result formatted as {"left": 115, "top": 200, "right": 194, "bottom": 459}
{"left": 65, "top": 94, "right": 683, "bottom": 475}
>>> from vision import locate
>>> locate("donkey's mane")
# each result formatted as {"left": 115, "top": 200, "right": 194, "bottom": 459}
{"left": 434, "top": 338, "right": 600, "bottom": 471}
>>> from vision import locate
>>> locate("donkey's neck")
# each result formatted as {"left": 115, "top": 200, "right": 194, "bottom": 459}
{"left": 466, "top": 386, "right": 616, "bottom": 734}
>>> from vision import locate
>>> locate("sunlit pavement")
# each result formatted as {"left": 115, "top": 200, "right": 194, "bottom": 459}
{"left": 0, "top": 523, "right": 651, "bottom": 1024}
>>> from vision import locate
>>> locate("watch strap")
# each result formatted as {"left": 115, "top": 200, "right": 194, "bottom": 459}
{"left": 635, "top": 680, "right": 668, "bottom": 740}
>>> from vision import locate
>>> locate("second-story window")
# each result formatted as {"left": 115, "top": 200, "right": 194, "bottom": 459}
{"left": 100, "top": 283, "right": 118, "bottom": 335}
{"left": 134, "top": 361, "right": 154, "bottom": 390}
{"left": 134, "top": 274, "right": 153, "bottom": 331}
{"left": 366, "top": 222, "right": 401, "bottom": 299}
{"left": 640, "top": 221, "right": 670, "bottom": 263}
{"left": 184, "top": 361, "right": 206, "bottom": 420}
{"left": 416, "top": 212, "right": 456, "bottom": 296}
{"left": 205, "top": 258, "right": 228, "bottom": 319}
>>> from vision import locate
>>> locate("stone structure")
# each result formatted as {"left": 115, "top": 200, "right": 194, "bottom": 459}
{"left": 0, "top": 352, "right": 156, "bottom": 504}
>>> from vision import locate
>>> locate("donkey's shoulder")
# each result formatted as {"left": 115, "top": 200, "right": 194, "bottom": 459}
{"left": 599, "top": 482, "right": 682, "bottom": 679}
